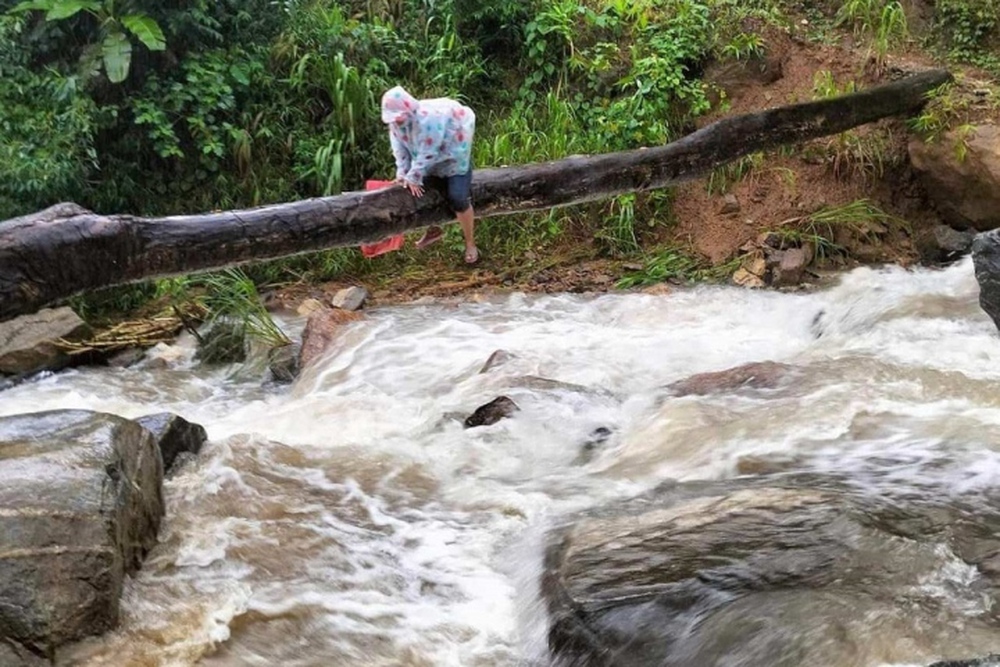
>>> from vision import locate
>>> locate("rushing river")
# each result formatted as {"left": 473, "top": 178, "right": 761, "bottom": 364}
{"left": 4, "top": 258, "right": 1000, "bottom": 666}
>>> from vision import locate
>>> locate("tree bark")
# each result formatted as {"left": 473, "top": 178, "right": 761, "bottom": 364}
{"left": 0, "top": 69, "right": 951, "bottom": 321}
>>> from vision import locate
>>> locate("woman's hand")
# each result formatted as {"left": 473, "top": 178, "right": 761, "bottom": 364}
{"left": 404, "top": 180, "right": 424, "bottom": 198}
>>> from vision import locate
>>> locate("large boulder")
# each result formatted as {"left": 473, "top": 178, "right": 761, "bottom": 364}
{"left": 909, "top": 125, "right": 1000, "bottom": 231}
{"left": 972, "top": 229, "right": 1000, "bottom": 332}
{"left": 544, "top": 477, "right": 1000, "bottom": 667}
{"left": 0, "top": 410, "right": 165, "bottom": 661}
{"left": 0, "top": 307, "right": 89, "bottom": 375}
{"left": 135, "top": 412, "right": 207, "bottom": 474}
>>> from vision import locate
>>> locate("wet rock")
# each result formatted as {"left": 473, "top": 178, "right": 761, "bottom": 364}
{"left": 0, "top": 410, "right": 164, "bottom": 658}
{"left": 298, "top": 308, "right": 364, "bottom": 370}
{"left": 135, "top": 412, "right": 207, "bottom": 474}
{"left": 929, "top": 657, "right": 1000, "bottom": 667}
{"left": 972, "top": 230, "right": 1000, "bottom": 332}
{"left": 195, "top": 318, "right": 246, "bottom": 364}
{"left": 720, "top": 193, "right": 740, "bottom": 214}
{"left": 331, "top": 286, "right": 368, "bottom": 311}
{"left": 909, "top": 126, "right": 1000, "bottom": 231}
{"left": 479, "top": 349, "right": 516, "bottom": 374}
{"left": 464, "top": 396, "right": 519, "bottom": 428}
{"left": 932, "top": 225, "right": 976, "bottom": 261}
{"left": 768, "top": 246, "right": 811, "bottom": 286}
{"left": 106, "top": 347, "right": 146, "bottom": 369}
{"left": 666, "top": 361, "right": 794, "bottom": 396}
{"left": 0, "top": 307, "right": 89, "bottom": 375}
{"left": 510, "top": 376, "right": 593, "bottom": 394}
{"left": 544, "top": 477, "right": 1000, "bottom": 667}
{"left": 267, "top": 343, "right": 300, "bottom": 383}
{"left": 0, "top": 639, "right": 47, "bottom": 667}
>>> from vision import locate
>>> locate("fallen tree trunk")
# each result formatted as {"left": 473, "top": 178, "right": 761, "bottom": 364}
{"left": 0, "top": 69, "right": 951, "bottom": 321}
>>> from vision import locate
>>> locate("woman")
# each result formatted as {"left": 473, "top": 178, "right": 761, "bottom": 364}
{"left": 381, "top": 86, "right": 478, "bottom": 264}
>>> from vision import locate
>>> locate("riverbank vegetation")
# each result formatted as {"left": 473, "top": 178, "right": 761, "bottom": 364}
{"left": 2, "top": 0, "right": 999, "bottom": 327}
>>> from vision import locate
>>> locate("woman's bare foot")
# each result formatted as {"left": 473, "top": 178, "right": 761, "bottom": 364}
{"left": 464, "top": 245, "right": 479, "bottom": 264}
{"left": 415, "top": 226, "right": 443, "bottom": 249}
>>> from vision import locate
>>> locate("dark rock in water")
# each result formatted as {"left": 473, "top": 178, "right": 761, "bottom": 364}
{"left": 135, "top": 412, "right": 207, "bottom": 474}
{"left": 196, "top": 317, "right": 246, "bottom": 364}
{"left": 583, "top": 426, "right": 612, "bottom": 448}
{"left": 0, "top": 372, "right": 30, "bottom": 392}
{"left": 574, "top": 427, "right": 615, "bottom": 465}
{"left": 544, "top": 476, "right": 1000, "bottom": 667}
{"left": 665, "top": 361, "right": 794, "bottom": 396}
{"left": 479, "top": 349, "right": 516, "bottom": 374}
{"left": 464, "top": 396, "right": 519, "bottom": 428}
{"left": 0, "top": 307, "right": 89, "bottom": 375}
{"left": 929, "top": 657, "right": 1000, "bottom": 667}
{"left": 973, "top": 230, "right": 1000, "bottom": 332}
{"left": 268, "top": 343, "right": 300, "bottom": 383}
{"left": 0, "top": 410, "right": 164, "bottom": 659}
{"left": 810, "top": 309, "right": 826, "bottom": 338}
{"left": 933, "top": 224, "right": 975, "bottom": 259}
{"left": 106, "top": 347, "right": 146, "bottom": 368}
{"left": 0, "top": 639, "right": 47, "bottom": 667}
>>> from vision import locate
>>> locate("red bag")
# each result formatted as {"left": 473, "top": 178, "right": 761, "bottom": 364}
{"left": 360, "top": 180, "right": 405, "bottom": 258}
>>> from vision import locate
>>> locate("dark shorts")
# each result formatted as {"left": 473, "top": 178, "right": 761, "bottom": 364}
{"left": 432, "top": 167, "right": 472, "bottom": 213}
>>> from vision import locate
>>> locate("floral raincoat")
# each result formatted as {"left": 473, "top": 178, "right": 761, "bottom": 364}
{"left": 381, "top": 86, "right": 475, "bottom": 186}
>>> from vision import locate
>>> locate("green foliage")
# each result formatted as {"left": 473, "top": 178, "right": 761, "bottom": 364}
{"left": 10, "top": 0, "right": 166, "bottom": 83}
{"left": 67, "top": 282, "right": 158, "bottom": 324}
{"left": 836, "top": 0, "right": 908, "bottom": 66}
{"left": 932, "top": 0, "right": 999, "bottom": 68}
{"left": 706, "top": 152, "right": 764, "bottom": 194}
{"left": 905, "top": 81, "right": 997, "bottom": 146}
{"left": 811, "top": 70, "right": 857, "bottom": 99}
{"left": 778, "top": 199, "right": 908, "bottom": 260}
{"left": 0, "top": 16, "right": 97, "bottom": 216}
{"left": 809, "top": 71, "right": 896, "bottom": 182}
{"left": 201, "top": 269, "right": 291, "bottom": 348}
{"left": 615, "top": 247, "right": 705, "bottom": 289}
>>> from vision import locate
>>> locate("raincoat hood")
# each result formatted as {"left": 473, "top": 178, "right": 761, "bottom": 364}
{"left": 381, "top": 86, "right": 419, "bottom": 124}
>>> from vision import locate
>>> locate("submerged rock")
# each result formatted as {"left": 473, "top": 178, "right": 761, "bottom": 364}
{"left": 665, "top": 361, "right": 795, "bottom": 396}
{"left": 479, "top": 349, "right": 516, "bottom": 374}
{"left": 0, "top": 307, "right": 89, "bottom": 375}
{"left": 195, "top": 317, "right": 246, "bottom": 364}
{"left": 574, "top": 427, "right": 615, "bottom": 465}
{"left": 973, "top": 230, "right": 1000, "bottom": 332}
{"left": 464, "top": 396, "right": 519, "bottom": 428}
{"left": 544, "top": 477, "right": 1000, "bottom": 667}
{"left": 298, "top": 308, "right": 364, "bottom": 370}
{"left": 0, "top": 410, "right": 164, "bottom": 660}
{"left": 135, "top": 412, "right": 207, "bottom": 474}
{"left": 929, "top": 657, "right": 1000, "bottom": 667}
{"left": 267, "top": 342, "right": 301, "bottom": 383}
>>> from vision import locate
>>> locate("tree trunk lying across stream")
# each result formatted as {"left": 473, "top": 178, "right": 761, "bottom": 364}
{"left": 0, "top": 69, "right": 951, "bottom": 322}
